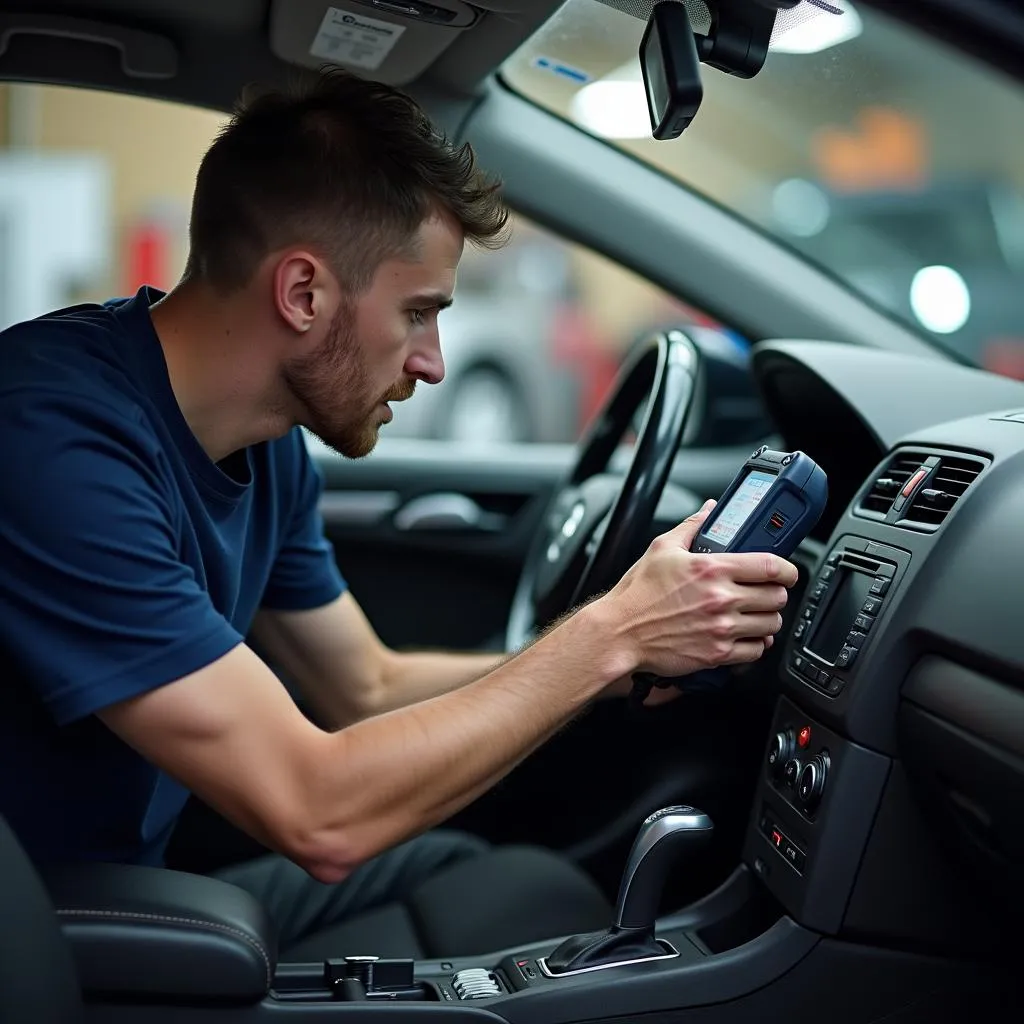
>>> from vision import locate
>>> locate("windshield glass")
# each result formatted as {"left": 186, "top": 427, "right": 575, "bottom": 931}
{"left": 503, "top": 0, "right": 1024, "bottom": 378}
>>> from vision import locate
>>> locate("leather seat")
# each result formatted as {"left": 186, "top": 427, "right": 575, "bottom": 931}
{"left": 0, "top": 815, "right": 81, "bottom": 1023}
{"left": 280, "top": 844, "right": 614, "bottom": 962}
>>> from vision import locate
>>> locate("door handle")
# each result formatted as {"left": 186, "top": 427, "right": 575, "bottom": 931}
{"left": 393, "top": 493, "right": 507, "bottom": 533}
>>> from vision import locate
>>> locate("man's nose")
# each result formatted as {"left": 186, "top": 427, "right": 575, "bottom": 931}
{"left": 406, "top": 331, "right": 445, "bottom": 385}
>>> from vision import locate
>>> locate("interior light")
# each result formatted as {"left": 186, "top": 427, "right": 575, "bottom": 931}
{"left": 570, "top": 63, "right": 650, "bottom": 140}
{"left": 772, "top": 1, "right": 863, "bottom": 55}
{"left": 910, "top": 266, "right": 971, "bottom": 335}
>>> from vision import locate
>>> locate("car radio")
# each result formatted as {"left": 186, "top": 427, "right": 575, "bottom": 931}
{"left": 788, "top": 537, "right": 910, "bottom": 698}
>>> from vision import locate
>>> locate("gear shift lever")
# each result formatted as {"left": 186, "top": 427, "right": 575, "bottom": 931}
{"left": 544, "top": 806, "right": 714, "bottom": 976}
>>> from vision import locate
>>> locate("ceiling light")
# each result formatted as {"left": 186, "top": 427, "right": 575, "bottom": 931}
{"left": 570, "top": 62, "right": 652, "bottom": 140}
{"left": 772, "top": 178, "right": 831, "bottom": 236}
{"left": 910, "top": 266, "right": 971, "bottom": 335}
{"left": 571, "top": 80, "right": 650, "bottom": 140}
{"left": 772, "top": 1, "right": 862, "bottom": 55}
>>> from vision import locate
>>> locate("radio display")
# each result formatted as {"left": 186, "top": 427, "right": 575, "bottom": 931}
{"left": 806, "top": 571, "right": 874, "bottom": 664}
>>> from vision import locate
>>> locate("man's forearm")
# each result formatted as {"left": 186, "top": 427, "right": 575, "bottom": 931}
{"left": 295, "top": 598, "right": 635, "bottom": 881}
{"left": 373, "top": 648, "right": 505, "bottom": 717}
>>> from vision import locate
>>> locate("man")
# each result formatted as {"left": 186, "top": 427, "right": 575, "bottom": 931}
{"left": 0, "top": 69, "right": 796, "bottom": 959}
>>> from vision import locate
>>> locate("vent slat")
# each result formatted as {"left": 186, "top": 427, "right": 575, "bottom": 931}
{"left": 904, "top": 456, "right": 984, "bottom": 527}
{"left": 856, "top": 453, "right": 925, "bottom": 518}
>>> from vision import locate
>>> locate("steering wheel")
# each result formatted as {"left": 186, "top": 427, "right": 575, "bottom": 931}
{"left": 506, "top": 331, "right": 704, "bottom": 651}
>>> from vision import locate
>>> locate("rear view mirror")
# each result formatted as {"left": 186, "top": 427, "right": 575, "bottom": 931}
{"left": 640, "top": 2, "right": 703, "bottom": 141}
{"left": 641, "top": 0, "right": 792, "bottom": 140}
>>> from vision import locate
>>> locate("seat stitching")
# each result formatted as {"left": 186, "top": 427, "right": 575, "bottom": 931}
{"left": 54, "top": 908, "right": 271, "bottom": 989}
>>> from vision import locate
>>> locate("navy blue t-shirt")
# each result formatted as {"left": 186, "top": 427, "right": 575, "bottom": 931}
{"left": 0, "top": 286, "right": 346, "bottom": 867}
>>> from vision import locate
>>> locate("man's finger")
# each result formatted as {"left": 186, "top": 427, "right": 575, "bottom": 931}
{"left": 667, "top": 499, "right": 716, "bottom": 549}
{"left": 714, "top": 551, "right": 799, "bottom": 587}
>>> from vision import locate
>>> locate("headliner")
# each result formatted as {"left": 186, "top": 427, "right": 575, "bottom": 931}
{"left": 0, "top": 0, "right": 1020, "bottom": 115}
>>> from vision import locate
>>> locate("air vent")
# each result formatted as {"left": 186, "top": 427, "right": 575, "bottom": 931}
{"left": 858, "top": 453, "right": 923, "bottom": 517}
{"left": 902, "top": 456, "right": 985, "bottom": 527}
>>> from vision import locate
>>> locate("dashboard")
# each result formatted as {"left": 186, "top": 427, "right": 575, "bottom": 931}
{"left": 739, "top": 339, "right": 1024, "bottom": 953}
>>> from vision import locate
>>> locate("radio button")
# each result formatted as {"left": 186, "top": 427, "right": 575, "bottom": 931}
{"left": 869, "top": 577, "right": 890, "bottom": 596}
{"left": 792, "top": 619, "right": 808, "bottom": 642}
{"left": 819, "top": 566, "right": 835, "bottom": 582}
{"left": 811, "top": 582, "right": 829, "bottom": 601}
{"left": 782, "top": 840, "right": 805, "bottom": 872}
{"left": 845, "top": 630, "right": 867, "bottom": 648}
{"left": 835, "top": 645, "right": 857, "bottom": 669}
{"left": 853, "top": 613, "right": 874, "bottom": 632}
{"left": 861, "top": 595, "right": 883, "bottom": 616}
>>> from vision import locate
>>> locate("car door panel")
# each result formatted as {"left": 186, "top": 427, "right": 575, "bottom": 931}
{"left": 313, "top": 437, "right": 767, "bottom": 649}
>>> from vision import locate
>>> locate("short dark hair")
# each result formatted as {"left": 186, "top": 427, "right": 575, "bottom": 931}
{"left": 184, "top": 68, "right": 510, "bottom": 293}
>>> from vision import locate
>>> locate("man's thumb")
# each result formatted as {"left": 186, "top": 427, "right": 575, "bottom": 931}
{"left": 673, "top": 499, "right": 716, "bottom": 549}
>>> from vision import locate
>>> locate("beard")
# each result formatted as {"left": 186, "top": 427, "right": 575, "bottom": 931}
{"left": 284, "top": 305, "right": 415, "bottom": 459}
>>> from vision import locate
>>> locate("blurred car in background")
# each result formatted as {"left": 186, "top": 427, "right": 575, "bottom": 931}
{"left": 386, "top": 230, "right": 585, "bottom": 444}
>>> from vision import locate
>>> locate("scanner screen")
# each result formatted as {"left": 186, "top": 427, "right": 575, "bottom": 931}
{"left": 705, "top": 470, "right": 776, "bottom": 546}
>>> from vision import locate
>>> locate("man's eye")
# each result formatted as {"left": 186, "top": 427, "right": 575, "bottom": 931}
{"left": 409, "top": 309, "right": 426, "bottom": 326}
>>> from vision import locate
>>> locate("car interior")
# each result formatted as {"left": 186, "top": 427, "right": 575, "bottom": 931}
{"left": 1, "top": 0, "right": 1023, "bottom": 1021}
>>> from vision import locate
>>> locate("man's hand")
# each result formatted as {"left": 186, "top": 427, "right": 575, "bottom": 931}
{"left": 596, "top": 499, "right": 798, "bottom": 686}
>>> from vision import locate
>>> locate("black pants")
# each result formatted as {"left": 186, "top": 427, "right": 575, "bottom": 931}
{"left": 213, "top": 830, "right": 489, "bottom": 951}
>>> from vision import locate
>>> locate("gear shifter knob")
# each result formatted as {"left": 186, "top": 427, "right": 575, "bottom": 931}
{"left": 543, "top": 805, "right": 714, "bottom": 976}
{"left": 614, "top": 805, "right": 714, "bottom": 931}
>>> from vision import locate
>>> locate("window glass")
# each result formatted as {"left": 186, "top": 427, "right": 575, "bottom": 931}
{"left": 388, "top": 212, "right": 749, "bottom": 446}
{"left": 0, "top": 83, "right": 225, "bottom": 321}
{"left": 504, "top": 0, "right": 1024, "bottom": 380}
{"left": 0, "top": 82, "right": 754, "bottom": 448}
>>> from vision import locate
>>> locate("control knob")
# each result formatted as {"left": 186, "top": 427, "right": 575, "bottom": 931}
{"left": 797, "top": 752, "right": 830, "bottom": 813}
{"left": 767, "top": 730, "right": 794, "bottom": 778}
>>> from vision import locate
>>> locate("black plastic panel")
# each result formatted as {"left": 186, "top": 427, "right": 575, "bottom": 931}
{"left": 841, "top": 760, "right": 1006, "bottom": 956}
{"left": 742, "top": 697, "right": 890, "bottom": 935}
{"left": 900, "top": 667, "right": 1024, "bottom": 918}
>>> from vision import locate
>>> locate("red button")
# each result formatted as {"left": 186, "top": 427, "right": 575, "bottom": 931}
{"left": 901, "top": 468, "right": 928, "bottom": 498}
{"left": 798, "top": 726, "right": 811, "bottom": 748}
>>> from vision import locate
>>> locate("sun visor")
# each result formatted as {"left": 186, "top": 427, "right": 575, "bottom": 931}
{"left": 270, "top": 0, "right": 487, "bottom": 84}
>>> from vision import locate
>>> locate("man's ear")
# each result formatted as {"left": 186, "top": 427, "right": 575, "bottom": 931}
{"left": 272, "top": 251, "right": 333, "bottom": 335}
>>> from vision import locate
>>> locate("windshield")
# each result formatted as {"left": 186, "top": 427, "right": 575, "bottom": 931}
{"left": 503, "top": 0, "right": 1024, "bottom": 378}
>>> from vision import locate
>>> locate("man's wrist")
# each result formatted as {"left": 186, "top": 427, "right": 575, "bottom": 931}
{"left": 566, "top": 593, "right": 639, "bottom": 686}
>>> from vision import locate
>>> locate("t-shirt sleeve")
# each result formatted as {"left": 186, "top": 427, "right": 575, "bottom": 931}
{"left": 259, "top": 430, "right": 347, "bottom": 612}
{"left": 0, "top": 389, "right": 243, "bottom": 726}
